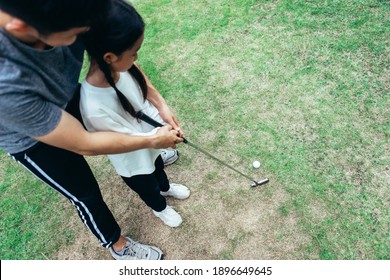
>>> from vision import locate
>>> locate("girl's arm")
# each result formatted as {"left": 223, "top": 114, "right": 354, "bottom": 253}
{"left": 135, "top": 64, "right": 184, "bottom": 137}
{"left": 34, "top": 110, "right": 182, "bottom": 156}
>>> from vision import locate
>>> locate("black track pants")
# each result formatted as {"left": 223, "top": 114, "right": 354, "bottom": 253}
{"left": 10, "top": 143, "right": 121, "bottom": 248}
{"left": 121, "top": 156, "right": 170, "bottom": 212}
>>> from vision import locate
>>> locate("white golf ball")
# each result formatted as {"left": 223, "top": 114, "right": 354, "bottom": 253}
{"left": 252, "top": 160, "right": 261, "bottom": 169}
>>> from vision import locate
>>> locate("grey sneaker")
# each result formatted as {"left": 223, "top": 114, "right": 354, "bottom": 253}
{"left": 109, "top": 237, "right": 163, "bottom": 260}
{"left": 161, "top": 149, "right": 179, "bottom": 166}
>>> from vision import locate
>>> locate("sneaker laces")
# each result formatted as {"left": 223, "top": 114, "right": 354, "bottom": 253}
{"left": 122, "top": 239, "right": 150, "bottom": 259}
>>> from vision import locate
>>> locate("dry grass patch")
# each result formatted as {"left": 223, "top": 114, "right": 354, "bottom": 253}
{"left": 52, "top": 143, "right": 313, "bottom": 260}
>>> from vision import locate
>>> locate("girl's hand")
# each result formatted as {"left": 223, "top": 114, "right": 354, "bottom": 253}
{"left": 159, "top": 105, "right": 184, "bottom": 138}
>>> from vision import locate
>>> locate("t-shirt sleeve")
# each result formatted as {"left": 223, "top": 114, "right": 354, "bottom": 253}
{"left": 0, "top": 60, "right": 62, "bottom": 138}
{"left": 0, "top": 89, "right": 62, "bottom": 138}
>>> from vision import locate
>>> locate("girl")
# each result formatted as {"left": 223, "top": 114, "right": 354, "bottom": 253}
{"left": 79, "top": 0, "right": 190, "bottom": 234}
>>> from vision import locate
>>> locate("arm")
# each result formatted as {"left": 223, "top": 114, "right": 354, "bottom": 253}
{"left": 34, "top": 110, "right": 182, "bottom": 156}
{"left": 135, "top": 65, "right": 184, "bottom": 137}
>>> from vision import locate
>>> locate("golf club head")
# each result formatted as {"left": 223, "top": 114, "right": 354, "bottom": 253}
{"left": 251, "top": 178, "right": 269, "bottom": 188}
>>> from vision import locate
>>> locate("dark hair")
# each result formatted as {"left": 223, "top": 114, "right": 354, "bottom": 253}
{"left": 0, "top": 0, "right": 111, "bottom": 35}
{"left": 81, "top": 0, "right": 146, "bottom": 118}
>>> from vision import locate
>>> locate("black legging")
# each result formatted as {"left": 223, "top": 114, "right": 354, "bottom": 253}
{"left": 121, "top": 156, "right": 170, "bottom": 212}
{"left": 10, "top": 142, "right": 121, "bottom": 248}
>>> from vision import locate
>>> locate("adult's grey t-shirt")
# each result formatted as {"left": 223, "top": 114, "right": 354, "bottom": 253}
{"left": 0, "top": 30, "right": 84, "bottom": 154}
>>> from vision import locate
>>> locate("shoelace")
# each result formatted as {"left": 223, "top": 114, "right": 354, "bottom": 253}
{"left": 161, "top": 151, "right": 169, "bottom": 159}
{"left": 122, "top": 239, "right": 150, "bottom": 259}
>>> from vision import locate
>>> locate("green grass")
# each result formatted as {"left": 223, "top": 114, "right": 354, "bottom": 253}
{"left": 0, "top": 150, "right": 76, "bottom": 259}
{"left": 134, "top": 0, "right": 389, "bottom": 259}
{"left": 1, "top": 0, "right": 389, "bottom": 259}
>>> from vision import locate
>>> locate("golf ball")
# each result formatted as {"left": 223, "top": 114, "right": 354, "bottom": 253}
{"left": 252, "top": 160, "right": 261, "bottom": 169}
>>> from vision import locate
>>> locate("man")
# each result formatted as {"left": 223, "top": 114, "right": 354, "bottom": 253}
{"left": 0, "top": 0, "right": 183, "bottom": 260}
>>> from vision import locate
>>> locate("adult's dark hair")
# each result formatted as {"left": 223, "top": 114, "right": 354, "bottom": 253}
{"left": 0, "top": 0, "right": 111, "bottom": 35}
{"left": 81, "top": 0, "right": 146, "bottom": 118}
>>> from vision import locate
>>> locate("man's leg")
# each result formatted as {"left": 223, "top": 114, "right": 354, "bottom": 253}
{"left": 11, "top": 142, "right": 121, "bottom": 248}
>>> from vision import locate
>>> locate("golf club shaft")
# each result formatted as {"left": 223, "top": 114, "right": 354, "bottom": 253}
{"left": 136, "top": 111, "right": 258, "bottom": 183}
{"left": 185, "top": 141, "right": 257, "bottom": 182}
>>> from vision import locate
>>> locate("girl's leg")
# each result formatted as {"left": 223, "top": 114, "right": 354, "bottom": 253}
{"left": 11, "top": 142, "right": 121, "bottom": 248}
{"left": 121, "top": 155, "right": 170, "bottom": 211}
{"left": 121, "top": 172, "right": 167, "bottom": 212}
{"left": 122, "top": 171, "right": 183, "bottom": 228}
{"left": 122, "top": 156, "right": 184, "bottom": 228}
{"left": 153, "top": 155, "right": 170, "bottom": 192}
{"left": 154, "top": 155, "right": 191, "bottom": 200}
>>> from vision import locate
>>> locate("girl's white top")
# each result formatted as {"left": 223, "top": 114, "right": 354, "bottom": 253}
{"left": 80, "top": 71, "right": 163, "bottom": 177}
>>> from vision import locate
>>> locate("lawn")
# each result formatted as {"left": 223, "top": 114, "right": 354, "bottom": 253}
{"left": 0, "top": 0, "right": 389, "bottom": 259}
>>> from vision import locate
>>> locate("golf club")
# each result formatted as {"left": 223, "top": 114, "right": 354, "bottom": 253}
{"left": 136, "top": 111, "right": 269, "bottom": 188}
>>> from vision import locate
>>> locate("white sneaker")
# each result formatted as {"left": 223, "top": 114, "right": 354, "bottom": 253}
{"left": 161, "top": 149, "right": 179, "bottom": 166}
{"left": 161, "top": 183, "right": 190, "bottom": 199}
{"left": 153, "top": 205, "right": 182, "bottom": 227}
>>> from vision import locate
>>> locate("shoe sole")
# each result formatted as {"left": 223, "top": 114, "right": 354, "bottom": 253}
{"left": 157, "top": 217, "right": 182, "bottom": 228}
{"left": 160, "top": 193, "right": 190, "bottom": 200}
{"left": 111, "top": 254, "right": 164, "bottom": 260}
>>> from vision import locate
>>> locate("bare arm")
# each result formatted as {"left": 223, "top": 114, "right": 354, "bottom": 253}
{"left": 136, "top": 65, "right": 184, "bottom": 137}
{"left": 34, "top": 110, "right": 182, "bottom": 156}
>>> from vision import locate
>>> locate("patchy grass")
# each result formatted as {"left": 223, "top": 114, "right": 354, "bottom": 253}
{"left": 133, "top": 0, "right": 390, "bottom": 260}
{"left": 1, "top": 0, "right": 389, "bottom": 259}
